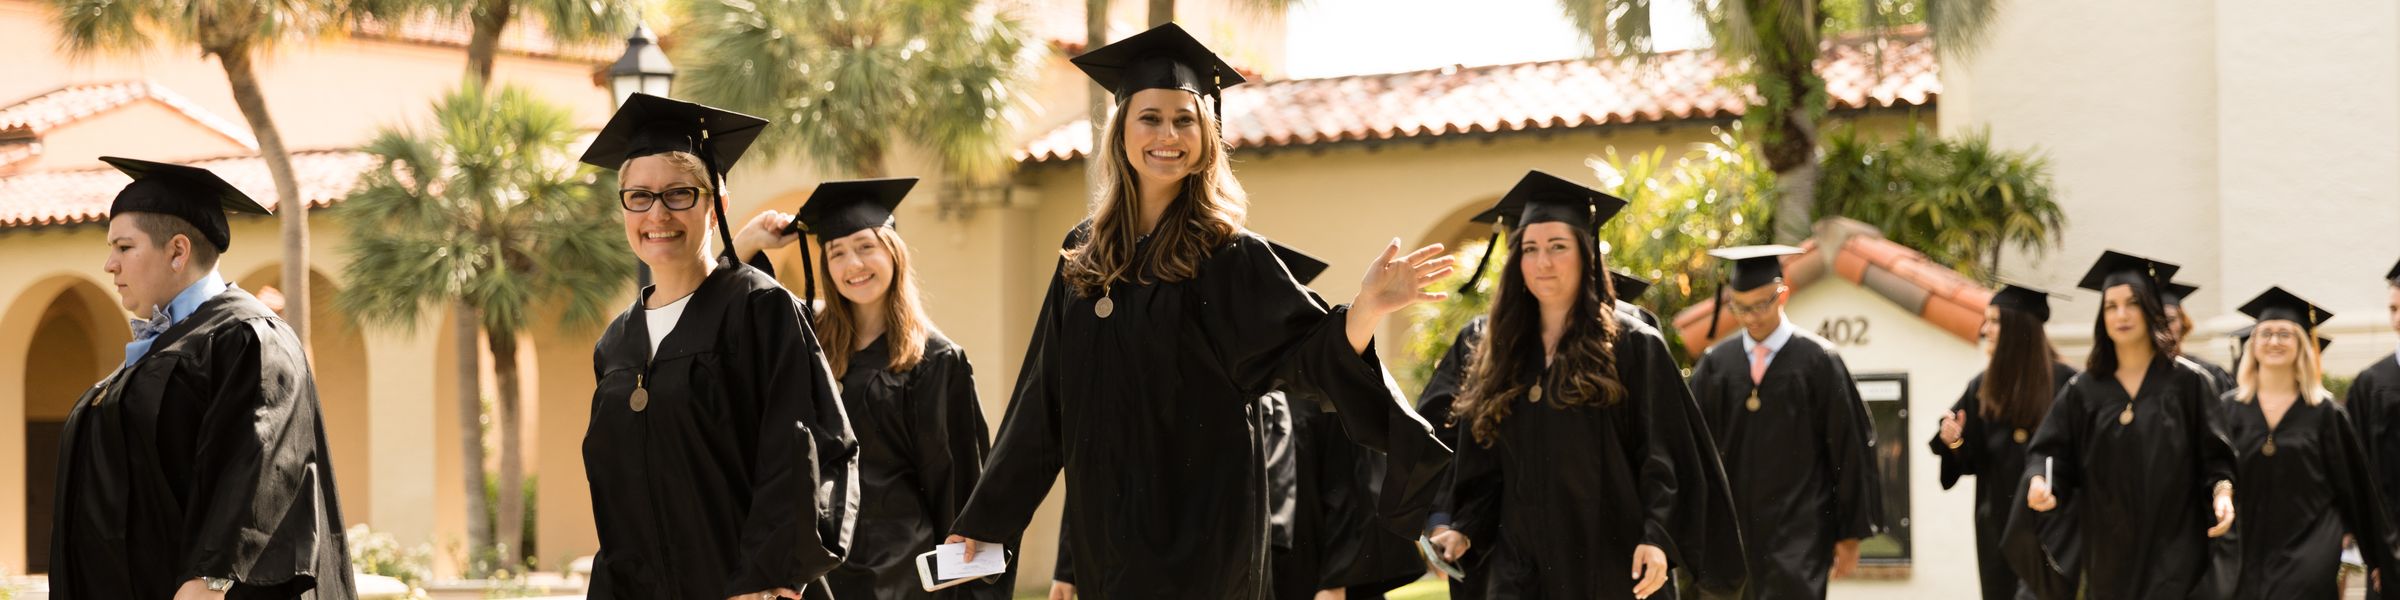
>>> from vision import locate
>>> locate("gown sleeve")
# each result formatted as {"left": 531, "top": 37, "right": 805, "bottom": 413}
{"left": 2325, "top": 402, "right": 2400, "bottom": 598}
{"left": 1818, "top": 350, "right": 1885, "bottom": 540}
{"left": 1446, "top": 414, "right": 1503, "bottom": 567}
{"left": 1628, "top": 326, "right": 1749, "bottom": 588}
{"left": 910, "top": 345, "right": 991, "bottom": 543}
{"left": 951, "top": 255, "right": 1071, "bottom": 543}
{"left": 1198, "top": 236, "right": 1450, "bottom": 535}
{"left": 2184, "top": 367, "right": 2237, "bottom": 495}
{"left": 176, "top": 317, "right": 336, "bottom": 587}
{"left": 910, "top": 344, "right": 1008, "bottom": 597}
{"left": 726, "top": 285, "right": 859, "bottom": 595}
{"left": 1931, "top": 379, "right": 1982, "bottom": 490}
{"left": 1414, "top": 319, "right": 1483, "bottom": 533}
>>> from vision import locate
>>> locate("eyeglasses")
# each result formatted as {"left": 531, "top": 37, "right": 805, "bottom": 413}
{"left": 1726, "top": 298, "right": 1778, "bottom": 317}
{"left": 2255, "top": 330, "right": 2302, "bottom": 343}
{"left": 621, "top": 187, "right": 703, "bottom": 212}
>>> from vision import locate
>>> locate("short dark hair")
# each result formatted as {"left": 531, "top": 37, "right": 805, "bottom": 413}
{"left": 125, "top": 212, "right": 221, "bottom": 269}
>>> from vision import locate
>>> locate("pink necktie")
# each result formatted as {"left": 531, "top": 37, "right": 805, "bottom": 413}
{"left": 1751, "top": 344, "right": 1771, "bottom": 384}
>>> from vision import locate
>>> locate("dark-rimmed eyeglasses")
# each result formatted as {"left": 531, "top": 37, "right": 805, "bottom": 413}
{"left": 621, "top": 187, "right": 703, "bottom": 212}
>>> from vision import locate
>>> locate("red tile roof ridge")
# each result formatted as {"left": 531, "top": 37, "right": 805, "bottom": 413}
{"left": 0, "top": 81, "right": 259, "bottom": 150}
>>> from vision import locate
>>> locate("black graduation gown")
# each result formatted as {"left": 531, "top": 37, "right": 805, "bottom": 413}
{"left": 823, "top": 333, "right": 1005, "bottom": 600}
{"left": 2189, "top": 355, "right": 2236, "bottom": 395}
{"left": 2021, "top": 356, "right": 2237, "bottom": 600}
{"left": 1927, "top": 364, "right": 2081, "bottom": 600}
{"left": 1450, "top": 314, "right": 1747, "bottom": 600}
{"left": 583, "top": 258, "right": 859, "bottom": 599}
{"left": 2224, "top": 391, "right": 2400, "bottom": 599}
{"left": 952, "top": 227, "right": 1447, "bottom": 600}
{"left": 49, "top": 288, "right": 356, "bottom": 600}
{"left": 2346, "top": 354, "right": 2400, "bottom": 533}
{"left": 1686, "top": 330, "right": 1881, "bottom": 599}
{"left": 1054, "top": 389, "right": 1423, "bottom": 600}
{"left": 1417, "top": 317, "right": 1491, "bottom": 600}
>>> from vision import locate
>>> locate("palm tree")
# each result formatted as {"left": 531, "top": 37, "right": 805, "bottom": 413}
{"left": 354, "top": 0, "right": 639, "bottom": 84}
{"left": 1816, "top": 124, "right": 2063, "bottom": 283}
{"left": 336, "top": 84, "right": 636, "bottom": 572}
{"left": 674, "top": 0, "right": 1040, "bottom": 181}
{"left": 1565, "top": 0, "right": 1999, "bottom": 243}
{"left": 49, "top": 0, "right": 361, "bottom": 344}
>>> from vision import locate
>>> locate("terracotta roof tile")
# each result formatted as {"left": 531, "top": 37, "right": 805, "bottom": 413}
{"left": 0, "top": 82, "right": 258, "bottom": 149}
{"left": 1669, "top": 218, "right": 1992, "bottom": 358}
{"left": 1017, "top": 28, "right": 1935, "bottom": 163}
{"left": 0, "top": 149, "right": 377, "bottom": 229}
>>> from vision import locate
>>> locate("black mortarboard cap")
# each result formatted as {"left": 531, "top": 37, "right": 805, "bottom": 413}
{"left": 578, "top": 94, "right": 770, "bottom": 271}
{"left": 794, "top": 178, "right": 917, "bottom": 244}
{"left": 1611, "top": 270, "right": 1652, "bottom": 301}
{"left": 577, "top": 93, "right": 767, "bottom": 172}
{"left": 103, "top": 156, "right": 272, "bottom": 252}
{"left": 1072, "top": 23, "right": 1246, "bottom": 118}
{"left": 1988, "top": 283, "right": 2059, "bottom": 322}
{"left": 2386, "top": 257, "right": 2400, "bottom": 284}
{"left": 1456, "top": 170, "right": 1628, "bottom": 292}
{"left": 1710, "top": 245, "right": 1805, "bottom": 292}
{"left": 1266, "top": 239, "right": 1329, "bottom": 286}
{"left": 2161, "top": 281, "right": 2199, "bottom": 307}
{"left": 2075, "top": 250, "right": 2180, "bottom": 294}
{"left": 2237, "top": 286, "right": 2333, "bottom": 332}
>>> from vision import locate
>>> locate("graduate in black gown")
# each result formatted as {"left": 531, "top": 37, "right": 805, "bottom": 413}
{"left": 2222, "top": 287, "right": 2400, "bottom": 598}
{"left": 2163, "top": 281, "right": 2237, "bottom": 391}
{"left": 2023, "top": 250, "right": 2238, "bottom": 600}
{"left": 49, "top": 157, "right": 355, "bottom": 599}
{"left": 1050, "top": 242, "right": 1427, "bottom": 600}
{"left": 2347, "top": 260, "right": 2400, "bottom": 539}
{"left": 577, "top": 94, "right": 858, "bottom": 600}
{"left": 944, "top": 24, "right": 1453, "bottom": 600}
{"left": 1427, "top": 170, "right": 1746, "bottom": 600}
{"left": 1685, "top": 245, "right": 1882, "bottom": 599}
{"left": 1928, "top": 284, "right": 2080, "bottom": 599}
{"left": 724, "top": 178, "right": 1008, "bottom": 599}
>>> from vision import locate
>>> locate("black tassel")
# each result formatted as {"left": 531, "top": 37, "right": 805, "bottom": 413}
{"left": 1456, "top": 230, "right": 1502, "bottom": 295}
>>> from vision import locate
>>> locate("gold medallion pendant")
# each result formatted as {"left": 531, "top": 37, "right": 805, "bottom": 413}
{"left": 1527, "top": 384, "right": 1544, "bottom": 403}
{"left": 1745, "top": 392, "right": 1761, "bottom": 412}
{"left": 2262, "top": 436, "right": 2277, "bottom": 457}
{"left": 629, "top": 374, "right": 650, "bottom": 412}
{"left": 2014, "top": 428, "right": 2029, "bottom": 444}
{"left": 2119, "top": 404, "right": 2134, "bottom": 425}
{"left": 1095, "top": 296, "right": 1115, "bottom": 319}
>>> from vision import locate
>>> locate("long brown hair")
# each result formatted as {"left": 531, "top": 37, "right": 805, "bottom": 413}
{"left": 1455, "top": 224, "right": 1628, "bottom": 445}
{"left": 2088, "top": 276, "right": 2179, "bottom": 374}
{"left": 1060, "top": 91, "right": 1245, "bottom": 298}
{"left": 815, "top": 226, "right": 936, "bottom": 377}
{"left": 1980, "top": 306, "right": 2060, "bottom": 427}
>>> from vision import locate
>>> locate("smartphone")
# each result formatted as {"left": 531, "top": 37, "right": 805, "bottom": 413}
{"left": 916, "top": 548, "right": 1010, "bottom": 592}
{"left": 1417, "top": 535, "right": 1466, "bottom": 581}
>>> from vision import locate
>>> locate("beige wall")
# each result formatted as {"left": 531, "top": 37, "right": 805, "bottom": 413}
{"left": 1783, "top": 275, "right": 1987, "bottom": 597}
{"left": 1942, "top": 0, "right": 2400, "bottom": 374}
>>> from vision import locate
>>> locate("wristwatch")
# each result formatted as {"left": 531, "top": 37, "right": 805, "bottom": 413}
{"left": 201, "top": 577, "right": 235, "bottom": 592}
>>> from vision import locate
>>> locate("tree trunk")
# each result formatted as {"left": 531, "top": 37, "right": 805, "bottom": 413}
{"left": 453, "top": 302, "right": 494, "bottom": 575}
{"left": 1758, "top": 27, "right": 1824, "bottom": 244}
{"left": 488, "top": 326, "right": 527, "bottom": 569}
{"left": 1088, "top": 0, "right": 1111, "bottom": 186}
{"left": 1147, "top": 0, "right": 1172, "bottom": 26}
{"left": 465, "top": 0, "right": 514, "bottom": 85}
{"left": 214, "top": 47, "right": 309, "bottom": 344}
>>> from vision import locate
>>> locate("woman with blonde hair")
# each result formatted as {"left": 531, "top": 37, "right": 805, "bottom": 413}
{"left": 578, "top": 95, "right": 857, "bottom": 600}
{"left": 2223, "top": 287, "right": 2400, "bottom": 598}
{"left": 943, "top": 23, "right": 1455, "bottom": 600}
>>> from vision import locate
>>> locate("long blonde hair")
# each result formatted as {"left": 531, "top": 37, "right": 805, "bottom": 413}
{"left": 1059, "top": 91, "right": 1246, "bottom": 298}
{"left": 815, "top": 226, "right": 936, "bottom": 377}
{"left": 2233, "top": 323, "right": 2328, "bottom": 404}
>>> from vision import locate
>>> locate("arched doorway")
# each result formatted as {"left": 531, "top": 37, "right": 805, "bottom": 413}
{"left": 1, "top": 274, "right": 129, "bottom": 573}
